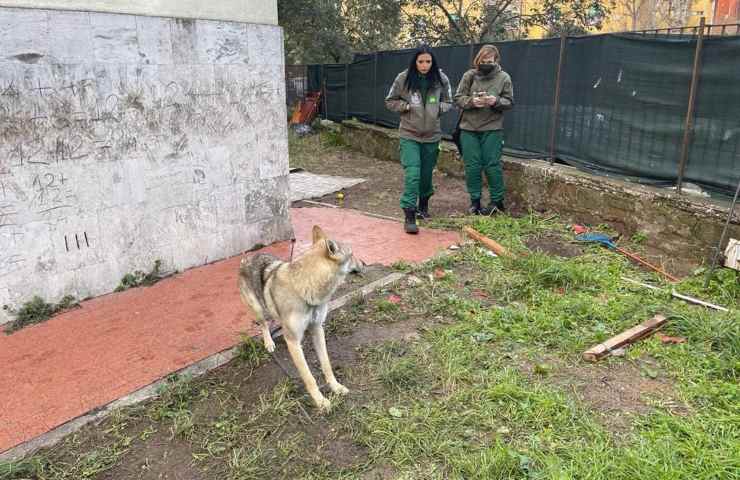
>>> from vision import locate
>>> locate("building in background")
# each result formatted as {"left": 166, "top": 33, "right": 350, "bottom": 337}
{"left": 712, "top": 0, "right": 740, "bottom": 24}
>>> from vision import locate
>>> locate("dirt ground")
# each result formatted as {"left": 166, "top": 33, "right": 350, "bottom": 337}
{"left": 6, "top": 134, "right": 723, "bottom": 480}
{"left": 291, "top": 145, "right": 472, "bottom": 220}
{"left": 41, "top": 266, "right": 686, "bottom": 480}
{"left": 85, "top": 280, "right": 426, "bottom": 480}
{"left": 290, "top": 132, "right": 695, "bottom": 278}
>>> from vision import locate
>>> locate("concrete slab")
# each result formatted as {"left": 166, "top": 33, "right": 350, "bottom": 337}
{"left": 289, "top": 171, "right": 366, "bottom": 203}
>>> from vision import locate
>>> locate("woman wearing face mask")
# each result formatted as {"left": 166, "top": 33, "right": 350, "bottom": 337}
{"left": 454, "top": 44, "right": 514, "bottom": 215}
{"left": 385, "top": 45, "right": 453, "bottom": 234}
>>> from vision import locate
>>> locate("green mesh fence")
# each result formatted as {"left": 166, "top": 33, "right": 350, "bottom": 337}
{"left": 306, "top": 33, "right": 740, "bottom": 195}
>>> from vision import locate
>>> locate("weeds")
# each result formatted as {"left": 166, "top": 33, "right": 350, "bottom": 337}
{"left": 3, "top": 295, "right": 79, "bottom": 334}
{"left": 288, "top": 129, "right": 346, "bottom": 170}
{"left": 114, "top": 260, "right": 163, "bottom": 292}
{"left": 237, "top": 334, "right": 270, "bottom": 367}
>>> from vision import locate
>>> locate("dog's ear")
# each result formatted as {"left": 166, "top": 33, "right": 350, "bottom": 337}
{"left": 312, "top": 225, "right": 327, "bottom": 244}
{"left": 324, "top": 239, "right": 339, "bottom": 258}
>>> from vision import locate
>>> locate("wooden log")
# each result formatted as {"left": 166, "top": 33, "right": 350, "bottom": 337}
{"left": 582, "top": 314, "right": 668, "bottom": 362}
{"left": 463, "top": 226, "right": 513, "bottom": 258}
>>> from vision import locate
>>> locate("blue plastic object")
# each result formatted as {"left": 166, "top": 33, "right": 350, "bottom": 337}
{"left": 575, "top": 232, "right": 616, "bottom": 249}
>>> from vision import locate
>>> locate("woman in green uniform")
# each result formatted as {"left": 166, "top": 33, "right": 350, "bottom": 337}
{"left": 385, "top": 45, "right": 453, "bottom": 234}
{"left": 454, "top": 44, "right": 514, "bottom": 215}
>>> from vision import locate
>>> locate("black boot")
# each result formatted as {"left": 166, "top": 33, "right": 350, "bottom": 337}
{"left": 403, "top": 208, "right": 419, "bottom": 234}
{"left": 417, "top": 196, "right": 431, "bottom": 220}
{"left": 468, "top": 199, "right": 482, "bottom": 215}
{"left": 478, "top": 199, "right": 505, "bottom": 216}
{"left": 493, "top": 199, "right": 505, "bottom": 213}
{"left": 483, "top": 199, "right": 505, "bottom": 215}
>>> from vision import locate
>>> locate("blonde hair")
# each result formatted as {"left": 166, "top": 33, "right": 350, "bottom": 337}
{"left": 473, "top": 45, "right": 500, "bottom": 67}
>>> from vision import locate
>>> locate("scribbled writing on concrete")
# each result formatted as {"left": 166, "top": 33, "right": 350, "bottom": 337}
{"left": 0, "top": 72, "right": 279, "bottom": 170}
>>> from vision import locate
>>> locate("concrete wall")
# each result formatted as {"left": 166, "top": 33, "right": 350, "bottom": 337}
{"left": 0, "top": 0, "right": 277, "bottom": 24}
{"left": 0, "top": 5, "right": 291, "bottom": 324}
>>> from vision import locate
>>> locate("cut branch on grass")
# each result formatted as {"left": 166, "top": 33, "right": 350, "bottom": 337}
{"left": 463, "top": 226, "right": 514, "bottom": 258}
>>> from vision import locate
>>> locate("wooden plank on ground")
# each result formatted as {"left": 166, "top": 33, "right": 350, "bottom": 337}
{"left": 463, "top": 226, "right": 513, "bottom": 258}
{"left": 582, "top": 314, "right": 668, "bottom": 362}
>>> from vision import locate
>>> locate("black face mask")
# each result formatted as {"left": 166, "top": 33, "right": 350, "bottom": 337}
{"left": 478, "top": 63, "right": 495, "bottom": 74}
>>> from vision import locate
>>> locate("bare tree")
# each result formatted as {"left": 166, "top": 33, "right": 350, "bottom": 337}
{"left": 279, "top": 0, "right": 402, "bottom": 63}
{"left": 609, "top": 0, "right": 690, "bottom": 31}
{"left": 654, "top": 0, "right": 691, "bottom": 28}
{"left": 401, "top": 0, "right": 611, "bottom": 45}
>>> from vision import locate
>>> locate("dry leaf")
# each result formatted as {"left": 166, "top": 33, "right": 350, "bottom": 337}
{"left": 471, "top": 289, "right": 489, "bottom": 299}
{"left": 656, "top": 333, "right": 686, "bottom": 344}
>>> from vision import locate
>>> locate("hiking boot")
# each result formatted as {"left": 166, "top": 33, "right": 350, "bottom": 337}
{"left": 468, "top": 199, "right": 482, "bottom": 215}
{"left": 486, "top": 199, "right": 505, "bottom": 215}
{"left": 417, "top": 196, "right": 431, "bottom": 220}
{"left": 403, "top": 208, "right": 419, "bottom": 234}
{"left": 478, "top": 199, "right": 505, "bottom": 216}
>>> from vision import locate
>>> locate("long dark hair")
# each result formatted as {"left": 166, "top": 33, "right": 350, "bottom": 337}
{"left": 404, "top": 45, "right": 442, "bottom": 92}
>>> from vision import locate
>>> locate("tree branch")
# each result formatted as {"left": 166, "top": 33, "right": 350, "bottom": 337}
{"left": 479, "top": 0, "right": 517, "bottom": 40}
{"left": 430, "top": 0, "right": 469, "bottom": 42}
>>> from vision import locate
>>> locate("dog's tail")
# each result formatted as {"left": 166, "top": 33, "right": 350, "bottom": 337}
{"left": 238, "top": 254, "right": 279, "bottom": 325}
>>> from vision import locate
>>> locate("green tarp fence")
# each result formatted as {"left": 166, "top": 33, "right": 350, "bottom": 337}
{"left": 306, "top": 33, "right": 740, "bottom": 196}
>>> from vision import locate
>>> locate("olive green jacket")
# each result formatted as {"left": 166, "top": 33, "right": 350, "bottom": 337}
{"left": 454, "top": 64, "right": 514, "bottom": 131}
{"left": 385, "top": 70, "right": 453, "bottom": 143}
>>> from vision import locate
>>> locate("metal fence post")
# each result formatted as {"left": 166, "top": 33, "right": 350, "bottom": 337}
{"left": 549, "top": 35, "right": 567, "bottom": 165}
{"left": 344, "top": 64, "right": 349, "bottom": 120}
{"left": 321, "top": 66, "right": 328, "bottom": 120}
{"left": 373, "top": 52, "right": 379, "bottom": 124}
{"left": 676, "top": 16, "right": 706, "bottom": 194}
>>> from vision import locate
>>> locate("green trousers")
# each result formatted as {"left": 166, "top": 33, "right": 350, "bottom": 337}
{"left": 399, "top": 138, "right": 439, "bottom": 209}
{"left": 460, "top": 130, "right": 505, "bottom": 202}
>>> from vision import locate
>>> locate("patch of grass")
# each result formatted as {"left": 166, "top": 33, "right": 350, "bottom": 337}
{"left": 322, "top": 129, "right": 346, "bottom": 147}
{"left": 0, "top": 409, "right": 139, "bottom": 480}
{"left": 678, "top": 267, "right": 740, "bottom": 308}
{"left": 0, "top": 459, "right": 44, "bottom": 479}
{"left": 190, "top": 380, "right": 309, "bottom": 476}
{"left": 345, "top": 216, "right": 739, "bottom": 478}
{"left": 0, "top": 375, "right": 209, "bottom": 480}
{"left": 288, "top": 129, "right": 347, "bottom": 170}
{"left": 391, "top": 260, "right": 413, "bottom": 272}
{"left": 114, "top": 260, "right": 163, "bottom": 292}
{"left": 3, "top": 214, "right": 738, "bottom": 480}
{"left": 327, "top": 292, "right": 368, "bottom": 335}
{"left": 369, "top": 294, "right": 409, "bottom": 324}
{"left": 631, "top": 231, "right": 648, "bottom": 244}
{"left": 146, "top": 374, "right": 204, "bottom": 442}
{"left": 236, "top": 334, "right": 270, "bottom": 367}
{"left": 3, "top": 294, "right": 79, "bottom": 334}
{"left": 364, "top": 340, "right": 430, "bottom": 394}
{"left": 375, "top": 298, "right": 400, "bottom": 314}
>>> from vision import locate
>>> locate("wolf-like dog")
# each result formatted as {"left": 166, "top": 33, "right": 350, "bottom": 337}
{"left": 238, "top": 225, "right": 365, "bottom": 411}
